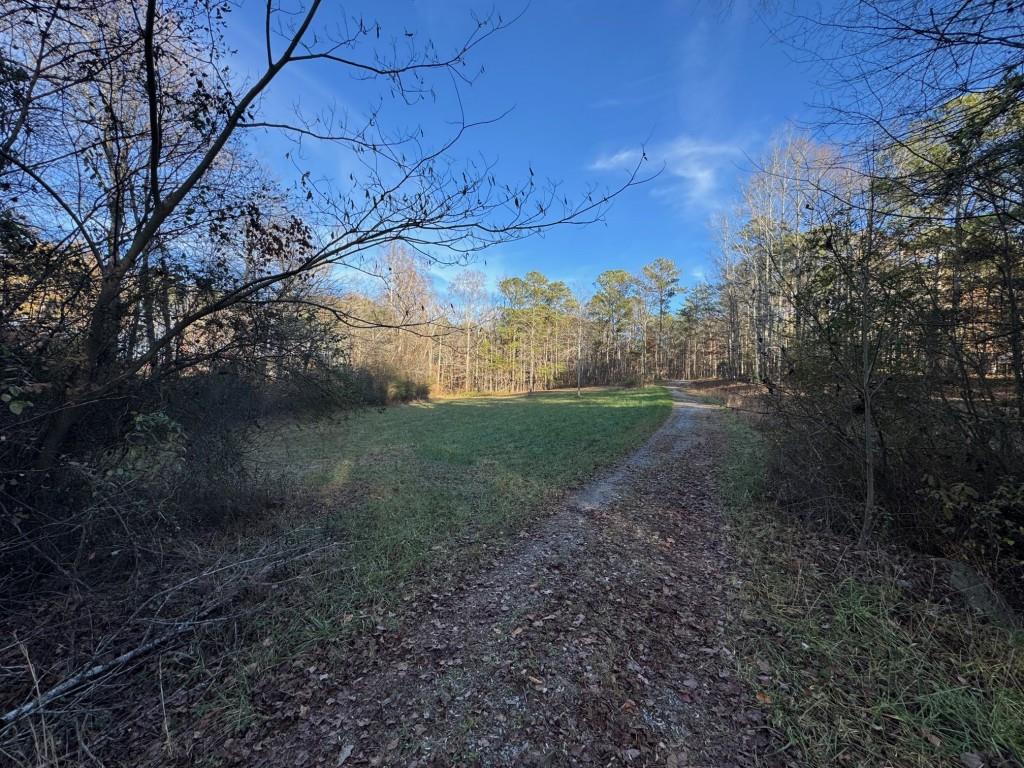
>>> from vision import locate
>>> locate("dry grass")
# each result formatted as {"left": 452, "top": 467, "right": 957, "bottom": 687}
{"left": 718, "top": 413, "right": 1024, "bottom": 767}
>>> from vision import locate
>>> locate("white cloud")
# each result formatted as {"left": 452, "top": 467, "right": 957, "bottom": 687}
{"left": 664, "top": 137, "right": 742, "bottom": 198}
{"left": 588, "top": 148, "right": 644, "bottom": 171}
{"left": 590, "top": 135, "right": 747, "bottom": 214}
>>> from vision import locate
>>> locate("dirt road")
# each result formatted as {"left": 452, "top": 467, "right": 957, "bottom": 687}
{"left": 220, "top": 385, "right": 771, "bottom": 767}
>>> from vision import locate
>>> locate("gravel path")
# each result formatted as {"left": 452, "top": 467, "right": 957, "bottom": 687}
{"left": 218, "top": 385, "right": 772, "bottom": 768}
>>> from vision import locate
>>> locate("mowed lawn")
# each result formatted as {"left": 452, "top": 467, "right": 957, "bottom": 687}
{"left": 257, "top": 386, "right": 671, "bottom": 597}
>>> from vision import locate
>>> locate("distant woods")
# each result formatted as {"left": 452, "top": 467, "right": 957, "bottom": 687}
{"left": 347, "top": 250, "right": 683, "bottom": 394}
{"left": 677, "top": 1, "right": 1024, "bottom": 589}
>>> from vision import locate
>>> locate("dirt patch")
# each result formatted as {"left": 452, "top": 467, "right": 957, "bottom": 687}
{"left": 207, "top": 386, "right": 776, "bottom": 767}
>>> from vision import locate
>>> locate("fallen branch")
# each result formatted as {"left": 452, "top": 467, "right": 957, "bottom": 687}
{"left": 2, "top": 601, "right": 221, "bottom": 726}
{"left": 1, "top": 539, "right": 336, "bottom": 728}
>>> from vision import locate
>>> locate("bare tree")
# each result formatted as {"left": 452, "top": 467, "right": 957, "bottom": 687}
{"left": 0, "top": 0, "right": 645, "bottom": 465}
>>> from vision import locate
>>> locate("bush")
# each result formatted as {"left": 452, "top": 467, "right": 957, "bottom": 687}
{"left": 745, "top": 381, "right": 1024, "bottom": 609}
{"left": 0, "top": 358, "right": 433, "bottom": 602}
{"left": 384, "top": 377, "right": 429, "bottom": 403}
{"left": 721, "top": 409, "right": 1024, "bottom": 768}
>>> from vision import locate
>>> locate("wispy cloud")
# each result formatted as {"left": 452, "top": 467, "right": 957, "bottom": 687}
{"left": 588, "top": 148, "right": 644, "bottom": 171}
{"left": 590, "top": 135, "right": 748, "bottom": 214}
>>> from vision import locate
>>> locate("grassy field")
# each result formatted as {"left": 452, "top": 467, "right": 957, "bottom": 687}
{"left": 202, "top": 386, "right": 672, "bottom": 727}
{"left": 256, "top": 385, "right": 671, "bottom": 598}
{"left": 717, "top": 412, "right": 1024, "bottom": 767}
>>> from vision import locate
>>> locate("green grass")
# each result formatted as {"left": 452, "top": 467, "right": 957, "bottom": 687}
{"left": 260, "top": 387, "right": 667, "bottom": 606}
{"left": 718, "top": 413, "right": 1024, "bottom": 767}
{"left": 199, "top": 386, "right": 671, "bottom": 730}
{"left": 258, "top": 385, "right": 671, "bottom": 601}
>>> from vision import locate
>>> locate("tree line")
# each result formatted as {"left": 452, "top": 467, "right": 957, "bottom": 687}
{"left": 674, "top": 1, "right": 1023, "bottom": 595}
{"left": 342, "top": 248, "right": 683, "bottom": 395}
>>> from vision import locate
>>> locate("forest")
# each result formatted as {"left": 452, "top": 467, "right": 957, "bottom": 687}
{"left": 344, "top": 250, "right": 683, "bottom": 393}
{"left": 1, "top": 0, "right": 1023, "bottom": 766}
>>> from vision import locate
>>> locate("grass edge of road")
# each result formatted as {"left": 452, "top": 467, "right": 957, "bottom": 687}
{"left": 714, "top": 407, "right": 1024, "bottom": 768}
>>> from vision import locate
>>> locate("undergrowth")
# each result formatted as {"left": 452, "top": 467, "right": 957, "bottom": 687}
{"left": 718, "top": 412, "right": 1024, "bottom": 767}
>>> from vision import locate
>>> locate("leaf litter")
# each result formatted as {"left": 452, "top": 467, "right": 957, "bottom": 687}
{"left": 207, "top": 387, "right": 781, "bottom": 767}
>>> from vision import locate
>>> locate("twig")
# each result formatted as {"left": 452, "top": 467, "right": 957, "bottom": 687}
{"left": 1, "top": 540, "right": 336, "bottom": 727}
{"left": 2, "top": 601, "right": 222, "bottom": 726}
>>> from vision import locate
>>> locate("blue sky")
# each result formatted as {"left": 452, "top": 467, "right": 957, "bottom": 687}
{"left": 226, "top": 0, "right": 822, "bottom": 299}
